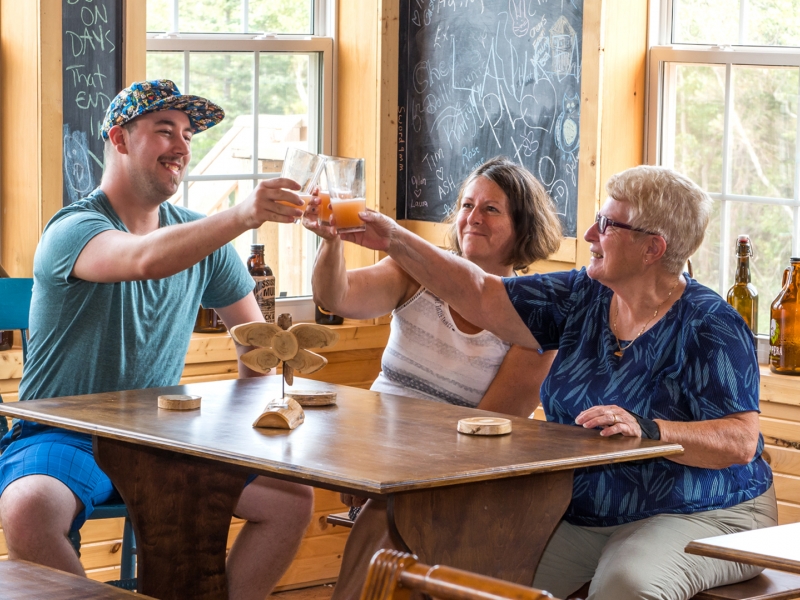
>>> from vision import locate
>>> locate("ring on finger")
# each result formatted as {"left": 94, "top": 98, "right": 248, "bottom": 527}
{"left": 611, "top": 413, "right": 618, "bottom": 424}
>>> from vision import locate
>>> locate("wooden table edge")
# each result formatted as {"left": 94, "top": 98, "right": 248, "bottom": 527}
{"left": 685, "top": 541, "right": 800, "bottom": 575}
{"left": 0, "top": 404, "right": 683, "bottom": 494}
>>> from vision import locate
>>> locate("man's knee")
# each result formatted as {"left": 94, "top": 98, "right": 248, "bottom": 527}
{"left": 0, "top": 476, "right": 80, "bottom": 548}
{"left": 237, "top": 477, "right": 314, "bottom": 530}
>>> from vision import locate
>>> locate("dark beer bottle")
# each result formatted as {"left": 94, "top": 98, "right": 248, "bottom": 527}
{"left": 770, "top": 257, "right": 800, "bottom": 375}
{"left": 193, "top": 306, "right": 227, "bottom": 333}
{"left": 315, "top": 305, "right": 344, "bottom": 326}
{"left": 247, "top": 244, "right": 275, "bottom": 324}
{"left": 0, "top": 263, "right": 13, "bottom": 351}
{"left": 726, "top": 235, "right": 758, "bottom": 334}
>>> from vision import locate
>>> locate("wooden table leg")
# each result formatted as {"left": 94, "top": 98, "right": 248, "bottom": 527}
{"left": 93, "top": 437, "right": 250, "bottom": 600}
{"left": 387, "top": 470, "right": 574, "bottom": 586}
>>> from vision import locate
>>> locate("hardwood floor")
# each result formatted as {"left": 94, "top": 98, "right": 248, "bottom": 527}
{"left": 271, "top": 584, "right": 336, "bottom": 600}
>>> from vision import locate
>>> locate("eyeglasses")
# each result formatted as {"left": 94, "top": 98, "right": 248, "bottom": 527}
{"left": 595, "top": 213, "right": 660, "bottom": 236}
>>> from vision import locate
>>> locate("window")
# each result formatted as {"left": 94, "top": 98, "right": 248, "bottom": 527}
{"left": 146, "top": 0, "right": 333, "bottom": 305}
{"left": 648, "top": 0, "right": 800, "bottom": 337}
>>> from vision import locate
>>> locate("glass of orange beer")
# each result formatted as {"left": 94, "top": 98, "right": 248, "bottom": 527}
{"left": 279, "top": 147, "right": 326, "bottom": 216}
{"left": 325, "top": 158, "right": 366, "bottom": 233}
{"left": 317, "top": 189, "right": 333, "bottom": 226}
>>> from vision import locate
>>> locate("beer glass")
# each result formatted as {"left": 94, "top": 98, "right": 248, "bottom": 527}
{"left": 279, "top": 147, "right": 326, "bottom": 214}
{"left": 325, "top": 157, "right": 366, "bottom": 233}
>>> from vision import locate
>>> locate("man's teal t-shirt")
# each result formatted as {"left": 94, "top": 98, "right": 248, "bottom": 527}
{"left": 16, "top": 190, "right": 253, "bottom": 421}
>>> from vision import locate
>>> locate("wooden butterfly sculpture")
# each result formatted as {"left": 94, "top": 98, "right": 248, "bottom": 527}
{"left": 230, "top": 315, "right": 340, "bottom": 430}
{"left": 229, "top": 314, "right": 340, "bottom": 387}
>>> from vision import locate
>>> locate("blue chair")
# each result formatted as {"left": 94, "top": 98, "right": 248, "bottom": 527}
{"left": 0, "top": 278, "right": 33, "bottom": 437}
{"left": 0, "top": 278, "right": 136, "bottom": 587}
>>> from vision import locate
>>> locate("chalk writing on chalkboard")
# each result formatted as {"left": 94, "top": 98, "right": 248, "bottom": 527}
{"left": 398, "top": 0, "right": 583, "bottom": 237}
{"left": 62, "top": 0, "right": 123, "bottom": 205}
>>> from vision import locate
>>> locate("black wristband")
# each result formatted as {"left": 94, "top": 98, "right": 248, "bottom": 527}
{"left": 626, "top": 411, "right": 661, "bottom": 440}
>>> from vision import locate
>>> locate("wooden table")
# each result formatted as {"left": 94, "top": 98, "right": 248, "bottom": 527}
{"left": 686, "top": 522, "right": 800, "bottom": 574}
{"left": 0, "top": 560, "right": 154, "bottom": 599}
{"left": 0, "top": 377, "right": 682, "bottom": 600}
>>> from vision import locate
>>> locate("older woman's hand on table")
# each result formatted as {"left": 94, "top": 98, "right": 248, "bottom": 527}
{"left": 575, "top": 405, "right": 644, "bottom": 438}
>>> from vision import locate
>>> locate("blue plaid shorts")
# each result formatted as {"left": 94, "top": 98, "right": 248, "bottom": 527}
{"left": 0, "top": 428, "right": 120, "bottom": 531}
{"left": 0, "top": 424, "right": 258, "bottom": 529}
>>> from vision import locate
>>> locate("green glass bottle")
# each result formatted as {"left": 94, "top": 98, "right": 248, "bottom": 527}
{"left": 726, "top": 235, "right": 758, "bottom": 334}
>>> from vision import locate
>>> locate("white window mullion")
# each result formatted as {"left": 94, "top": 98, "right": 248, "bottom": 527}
{"left": 183, "top": 50, "right": 190, "bottom": 93}
{"left": 738, "top": 0, "right": 749, "bottom": 45}
{"left": 252, "top": 50, "right": 260, "bottom": 245}
{"left": 718, "top": 62, "right": 734, "bottom": 294}
{"left": 659, "top": 62, "right": 678, "bottom": 167}
{"left": 171, "top": 0, "right": 179, "bottom": 34}
{"left": 794, "top": 70, "right": 800, "bottom": 257}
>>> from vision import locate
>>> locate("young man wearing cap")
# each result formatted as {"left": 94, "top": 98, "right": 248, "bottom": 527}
{"left": 0, "top": 80, "right": 312, "bottom": 600}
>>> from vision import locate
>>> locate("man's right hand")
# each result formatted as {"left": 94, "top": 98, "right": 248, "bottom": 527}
{"left": 238, "top": 177, "right": 304, "bottom": 228}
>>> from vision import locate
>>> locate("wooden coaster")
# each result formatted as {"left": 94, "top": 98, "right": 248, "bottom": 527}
{"left": 158, "top": 395, "right": 201, "bottom": 411}
{"left": 457, "top": 417, "right": 512, "bottom": 436}
{"left": 284, "top": 390, "right": 337, "bottom": 407}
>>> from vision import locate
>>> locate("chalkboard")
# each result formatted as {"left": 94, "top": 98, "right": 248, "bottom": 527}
{"left": 62, "top": 0, "right": 124, "bottom": 205}
{"left": 397, "top": 0, "right": 583, "bottom": 237}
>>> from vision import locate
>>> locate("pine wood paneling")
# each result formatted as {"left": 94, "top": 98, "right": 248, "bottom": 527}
{"left": 338, "top": 0, "right": 379, "bottom": 272}
{"left": 761, "top": 417, "right": 800, "bottom": 446}
{"left": 774, "top": 473, "right": 800, "bottom": 504}
{"left": 764, "top": 444, "right": 800, "bottom": 476}
{"left": 0, "top": 0, "right": 48, "bottom": 275}
{"left": 123, "top": 0, "right": 146, "bottom": 85}
{"left": 761, "top": 367, "right": 800, "bottom": 407}
{"left": 761, "top": 401, "right": 800, "bottom": 422}
{"left": 778, "top": 501, "right": 800, "bottom": 525}
{"left": 574, "top": 1, "right": 603, "bottom": 271}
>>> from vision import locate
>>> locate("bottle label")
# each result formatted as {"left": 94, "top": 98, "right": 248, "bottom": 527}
{"left": 252, "top": 275, "right": 275, "bottom": 324}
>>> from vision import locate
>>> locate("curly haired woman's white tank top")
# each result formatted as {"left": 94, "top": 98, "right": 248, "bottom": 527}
{"left": 369, "top": 287, "right": 510, "bottom": 408}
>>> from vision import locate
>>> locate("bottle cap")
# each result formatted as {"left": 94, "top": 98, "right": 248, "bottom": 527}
{"left": 736, "top": 235, "right": 750, "bottom": 244}
{"left": 250, "top": 244, "right": 265, "bottom": 253}
{"left": 791, "top": 257, "right": 800, "bottom": 262}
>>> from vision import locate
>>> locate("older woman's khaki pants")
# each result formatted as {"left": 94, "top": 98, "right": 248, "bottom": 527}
{"left": 532, "top": 486, "right": 778, "bottom": 600}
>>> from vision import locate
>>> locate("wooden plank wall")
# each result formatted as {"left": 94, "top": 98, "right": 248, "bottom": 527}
{"left": 758, "top": 367, "right": 800, "bottom": 524}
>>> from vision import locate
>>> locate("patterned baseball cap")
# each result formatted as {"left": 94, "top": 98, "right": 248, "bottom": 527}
{"left": 101, "top": 79, "right": 224, "bottom": 140}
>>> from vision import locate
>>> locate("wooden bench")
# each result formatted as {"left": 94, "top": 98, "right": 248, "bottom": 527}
{"left": 692, "top": 569, "right": 800, "bottom": 600}
{"left": 360, "top": 549, "right": 556, "bottom": 600}
{"left": 566, "top": 570, "right": 800, "bottom": 600}
{"left": 0, "top": 559, "right": 154, "bottom": 599}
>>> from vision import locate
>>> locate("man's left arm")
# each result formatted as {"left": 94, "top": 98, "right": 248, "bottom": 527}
{"left": 215, "top": 294, "right": 269, "bottom": 378}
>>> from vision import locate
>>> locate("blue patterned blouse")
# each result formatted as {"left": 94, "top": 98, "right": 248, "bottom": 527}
{"left": 504, "top": 269, "right": 772, "bottom": 527}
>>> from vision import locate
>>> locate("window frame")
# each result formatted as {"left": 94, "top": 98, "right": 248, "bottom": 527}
{"left": 646, "top": 0, "right": 800, "bottom": 319}
{"left": 146, "top": 1, "right": 336, "bottom": 320}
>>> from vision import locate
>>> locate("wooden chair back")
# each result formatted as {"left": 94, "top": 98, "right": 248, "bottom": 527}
{"left": 360, "top": 549, "right": 557, "bottom": 600}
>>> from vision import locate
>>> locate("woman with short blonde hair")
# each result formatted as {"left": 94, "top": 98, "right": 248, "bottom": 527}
{"left": 339, "top": 164, "right": 776, "bottom": 600}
